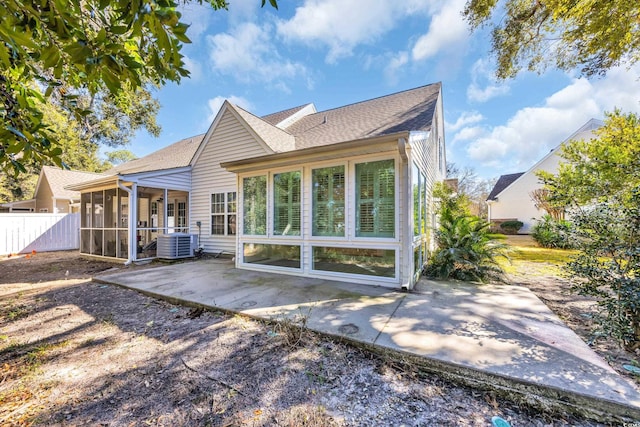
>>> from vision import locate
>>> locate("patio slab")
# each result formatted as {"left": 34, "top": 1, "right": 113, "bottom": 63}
{"left": 95, "top": 259, "right": 640, "bottom": 422}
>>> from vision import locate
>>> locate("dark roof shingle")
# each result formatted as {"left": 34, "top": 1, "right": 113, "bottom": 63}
{"left": 285, "top": 83, "right": 441, "bottom": 149}
{"left": 487, "top": 172, "right": 525, "bottom": 201}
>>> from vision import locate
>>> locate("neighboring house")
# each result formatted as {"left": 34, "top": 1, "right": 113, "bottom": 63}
{"left": 1, "top": 166, "right": 107, "bottom": 213}
{"left": 487, "top": 119, "right": 603, "bottom": 233}
{"left": 68, "top": 83, "right": 447, "bottom": 289}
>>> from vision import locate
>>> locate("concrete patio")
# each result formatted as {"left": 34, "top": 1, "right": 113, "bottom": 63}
{"left": 95, "top": 258, "right": 640, "bottom": 422}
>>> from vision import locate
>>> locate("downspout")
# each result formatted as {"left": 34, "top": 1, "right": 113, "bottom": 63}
{"left": 117, "top": 180, "right": 135, "bottom": 265}
{"left": 398, "top": 138, "right": 412, "bottom": 291}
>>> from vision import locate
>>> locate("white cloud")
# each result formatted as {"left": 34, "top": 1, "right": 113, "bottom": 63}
{"left": 276, "top": 0, "right": 440, "bottom": 63}
{"left": 446, "top": 111, "right": 484, "bottom": 132}
{"left": 452, "top": 126, "right": 485, "bottom": 144}
{"left": 277, "top": 0, "right": 397, "bottom": 63}
{"left": 207, "top": 22, "right": 308, "bottom": 88}
{"left": 411, "top": 0, "right": 468, "bottom": 61}
{"left": 206, "top": 95, "right": 254, "bottom": 125}
{"left": 464, "top": 65, "right": 640, "bottom": 172}
{"left": 466, "top": 58, "right": 510, "bottom": 103}
{"left": 178, "top": 3, "right": 214, "bottom": 42}
{"left": 384, "top": 51, "right": 409, "bottom": 84}
{"left": 182, "top": 56, "right": 202, "bottom": 81}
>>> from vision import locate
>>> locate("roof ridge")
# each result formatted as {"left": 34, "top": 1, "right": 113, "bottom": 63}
{"left": 233, "top": 104, "right": 294, "bottom": 137}
{"left": 310, "top": 82, "right": 441, "bottom": 115}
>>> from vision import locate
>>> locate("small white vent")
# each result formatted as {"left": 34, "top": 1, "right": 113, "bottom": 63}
{"left": 157, "top": 233, "right": 197, "bottom": 259}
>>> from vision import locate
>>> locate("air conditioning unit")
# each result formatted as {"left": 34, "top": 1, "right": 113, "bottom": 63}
{"left": 157, "top": 233, "right": 197, "bottom": 259}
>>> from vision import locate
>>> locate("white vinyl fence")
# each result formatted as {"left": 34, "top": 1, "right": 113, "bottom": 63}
{"left": 0, "top": 213, "right": 80, "bottom": 255}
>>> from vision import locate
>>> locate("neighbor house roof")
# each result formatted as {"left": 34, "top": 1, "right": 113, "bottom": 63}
{"left": 284, "top": 83, "right": 441, "bottom": 149}
{"left": 39, "top": 166, "right": 107, "bottom": 200}
{"left": 109, "top": 134, "right": 205, "bottom": 175}
{"left": 487, "top": 172, "right": 525, "bottom": 201}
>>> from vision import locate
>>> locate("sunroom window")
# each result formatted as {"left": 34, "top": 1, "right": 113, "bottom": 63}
{"left": 273, "top": 171, "right": 301, "bottom": 236}
{"left": 312, "top": 165, "right": 345, "bottom": 237}
{"left": 355, "top": 159, "right": 395, "bottom": 238}
{"left": 243, "top": 176, "right": 267, "bottom": 235}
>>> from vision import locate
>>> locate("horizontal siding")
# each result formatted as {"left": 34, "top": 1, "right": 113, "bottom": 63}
{"left": 137, "top": 170, "right": 191, "bottom": 191}
{"left": 191, "top": 109, "right": 271, "bottom": 254}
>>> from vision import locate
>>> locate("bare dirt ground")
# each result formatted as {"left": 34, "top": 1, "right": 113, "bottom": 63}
{"left": 0, "top": 250, "right": 620, "bottom": 426}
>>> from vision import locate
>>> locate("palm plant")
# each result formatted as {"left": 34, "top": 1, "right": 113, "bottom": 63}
{"left": 426, "top": 209, "right": 510, "bottom": 283}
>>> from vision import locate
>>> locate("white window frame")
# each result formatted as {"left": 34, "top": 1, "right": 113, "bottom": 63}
{"left": 210, "top": 190, "right": 237, "bottom": 236}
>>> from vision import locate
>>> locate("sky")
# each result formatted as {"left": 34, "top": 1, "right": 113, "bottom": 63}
{"left": 129, "top": 0, "right": 640, "bottom": 180}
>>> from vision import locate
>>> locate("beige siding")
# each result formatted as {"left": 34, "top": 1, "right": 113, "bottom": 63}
{"left": 35, "top": 175, "right": 54, "bottom": 213}
{"left": 137, "top": 170, "right": 191, "bottom": 192}
{"left": 191, "top": 109, "right": 271, "bottom": 254}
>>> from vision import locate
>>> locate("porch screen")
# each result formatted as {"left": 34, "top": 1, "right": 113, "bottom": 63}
{"left": 355, "top": 159, "right": 395, "bottom": 238}
{"left": 273, "top": 171, "right": 301, "bottom": 236}
{"left": 243, "top": 176, "right": 267, "bottom": 235}
{"left": 312, "top": 165, "right": 345, "bottom": 236}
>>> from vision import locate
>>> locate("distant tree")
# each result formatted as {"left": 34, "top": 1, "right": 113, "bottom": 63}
{"left": 447, "top": 163, "right": 496, "bottom": 219}
{"left": 0, "top": 0, "right": 278, "bottom": 175}
{"left": 529, "top": 188, "right": 564, "bottom": 221}
{"left": 106, "top": 149, "right": 138, "bottom": 166}
{"left": 538, "top": 110, "right": 640, "bottom": 351}
{"left": 463, "top": 0, "right": 640, "bottom": 79}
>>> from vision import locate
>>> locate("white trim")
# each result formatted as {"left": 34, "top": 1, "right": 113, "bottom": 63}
{"left": 191, "top": 101, "right": 275, "bottom": 166}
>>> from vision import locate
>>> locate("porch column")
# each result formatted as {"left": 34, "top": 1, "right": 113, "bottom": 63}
{"left": 163, "top": 188, "right": 168, "bottom": 234}
{"left": 130, "top": 183, "right": 138, "bottom": 261}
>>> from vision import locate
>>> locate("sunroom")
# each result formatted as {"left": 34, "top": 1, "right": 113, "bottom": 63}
{"left": 222, "top": 131, "right": 441, "bottom": 289}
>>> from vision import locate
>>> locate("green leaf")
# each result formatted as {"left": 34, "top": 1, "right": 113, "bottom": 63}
{"left": 7, "top": 126, "right": 27, "bottom": 140}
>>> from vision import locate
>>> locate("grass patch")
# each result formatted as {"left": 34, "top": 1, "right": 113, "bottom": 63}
{"left": 508, "top": 246, "right": 578, "bottom": 264}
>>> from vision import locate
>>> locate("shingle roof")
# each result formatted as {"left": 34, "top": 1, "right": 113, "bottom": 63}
{"left": 285, "top": 83, "right": 441, "bottom": 149}
{"left": 487, "top": 172, "right": 525, "bottom": 201}
{"left": 41, "top": 166, "right": 108, "bottom": 200}
{"left": 110, "top": 134, "right": 205, "bottom": 175}
{"left": 232, "top": 104, "right": 296, "bottom": 152}
{"left": 261, "top": 104, "right": 310, "bottom": 126}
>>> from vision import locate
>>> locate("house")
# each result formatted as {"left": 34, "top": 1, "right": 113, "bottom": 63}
{"left": 1, "top": 166, "right": 107, "bottom": 213}
{"left": 487, "top": 119, "right": 603, "bottom": 233}
{"left": 67, "top": 83, "right": 446, "bottom": 289}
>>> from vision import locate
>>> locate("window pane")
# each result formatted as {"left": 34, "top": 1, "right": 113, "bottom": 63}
{"left": 81, "top": 193, "right": 91, "bottom": 227}
{"left": 211, "top": 193, "right": 225, "bottom": 213}
{"left": 313, "top": 246, "right": 395, "bottom": 278}
{"left": 273, "top": 171, "right": 301, "bottom": 236}
{"left": 412, "top": 163, "right": 420, "bottom": 237}
{"left": 243, "top": 243, "right": 300, "bottom": 269}
{"left": 312, "top": 166, "right": 345, "bottom": 236}
{"left": 243, "top": 176, "right": 267, "bottom": 235}
{"left": 227, "top": 214, "right": 237, "bottom": 235}
{"left": 211, "top": 215, "right": 225, "bottom": 235}
{"left": 227, "top": 192, "right": 237, "bottom": 213}
{"left": 356, "top": 160, "right": 395, "bottom": 238}
{"left": 92, "top": 191, "right": 104, "bottom": 228}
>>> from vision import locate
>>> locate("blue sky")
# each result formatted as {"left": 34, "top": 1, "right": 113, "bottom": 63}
{"left": 130, "top": 0, "right": 640, "bottom": 180}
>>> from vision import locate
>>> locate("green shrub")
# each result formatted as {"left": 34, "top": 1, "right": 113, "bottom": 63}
{"left": 567, "top": 190, "right": 640, "bottom": 351}
{"left": 425, "top": 214, "right": 509, "bottom": 283}
{"left": 531, "top": 215, "right": 575, "bottom": 249}
{"left": 499, "top": 220, "right": 523, "bottom": 234}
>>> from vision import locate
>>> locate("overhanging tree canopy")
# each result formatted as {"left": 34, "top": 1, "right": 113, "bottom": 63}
{"left": 0, "top": 0, "right": 277, "bottom": 175}
{"left": 463, "top": 0, "right": 640, "bottom": 79}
